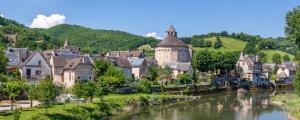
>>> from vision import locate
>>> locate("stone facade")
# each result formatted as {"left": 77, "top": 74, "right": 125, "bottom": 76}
{"left": 155, "top": 25, "right": 193, "bottom": 78}
{"left": 18, "top": 52, "right": 51, "bottom": 83}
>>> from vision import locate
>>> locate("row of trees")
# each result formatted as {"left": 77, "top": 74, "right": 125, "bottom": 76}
{"left": 192, "top": 49, "right": 239, "bottom": 73}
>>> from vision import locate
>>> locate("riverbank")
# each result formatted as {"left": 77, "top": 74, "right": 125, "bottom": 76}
{"left": 0, "top": 93, "right": 196, "bottom": 120}
{"left": 271, "top": 93, "right": 300, "bottom": 120}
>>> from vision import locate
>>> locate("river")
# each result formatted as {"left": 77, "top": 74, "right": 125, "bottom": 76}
{"left": 111, "top": 90, "right": 292, "bottom": 120}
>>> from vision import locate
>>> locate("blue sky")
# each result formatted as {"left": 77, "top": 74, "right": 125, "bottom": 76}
{"left": 1, "top": 0, "right": 300, "bottom": 38}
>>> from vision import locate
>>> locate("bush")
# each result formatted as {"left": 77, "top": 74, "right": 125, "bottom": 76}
{"left": 136, "top": 79, "right": 152, "bottom": 93}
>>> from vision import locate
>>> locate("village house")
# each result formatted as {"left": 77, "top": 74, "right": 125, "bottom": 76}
{"left": 236, "top": 52, "right": 268, "bottom": 87}
{"left": 276, "top": 61, "right": 297, "bottom": 84}
{"left": 18, "top": 52, "right": 52, "bottom": 83}
{"left": 105, "top": 51, "right": 148, "bottom": 79}
{"left": 5, "top": 47, "right": 52, "bottom": 82}
{"left": 5, "top": 47, "right": 29, "bottom": 67}
{"left": 154, "top": 25, "right": 193, "bottom": 78}
{"left": 48, "top": 39, "right": 94, "bottom": 87}
{"left": 62, "top": 56, "right": 94, "bottom": 88}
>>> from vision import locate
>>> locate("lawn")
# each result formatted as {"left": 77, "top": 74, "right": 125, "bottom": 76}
{"left": 0, "top": 93, "right": 188, "bottom": 120}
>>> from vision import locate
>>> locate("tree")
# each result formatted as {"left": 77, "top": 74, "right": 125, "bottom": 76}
{"left": 214, "top": 36, "right": 223, "bottom": 49}
{"left": 294, "top": 64, "right": 300, "bottom": 93}
{"left": 257, "top": 51, "right": 267, "bottom": 63}
{"left": 3, "top": 80, "right": 26, "bottom": 111}
{"left": 36, "top": 76, "right": 59, "bottom": 114}
{"left": 285, "top": 6, "right": 300, "bottom": 48}
{"left": 72, "top": 81, "right": 85, "bottom": 101}
{"left": 283, "top": 55, "right": 291, "bottom": 61}
{"left": 177, "top": 73, "right": 192, "bottom": 85}
{"left": 27, "top": 84, "right": 38, "bottom": 108}
{"left": 0, "top": 48, "right": 8, "bottom": 74}
{"left": 272, "top": 53, "right": 282, "bottom": 64}
{"left": 83, "top": 80, "right": 97, "bottom": 102}
{"left": 158, "top": 66, "right": 173, "bottom": 85}
{"left": 100, "top": 66, "right": 125, "bottom": 87}
{"left": 96, "top": 79, "right": 109, "bottom": 101}
{"left": 94, "top": 60, "right": 111, "bottom": 79}
{"left": 192, "top": 49, "right": 214, "bottom": 72}
{"left": 243, "top": 42, "right": 258, "bottom": 55}
{"left": 145, "top": 66, "right": 159, "bottom": 81}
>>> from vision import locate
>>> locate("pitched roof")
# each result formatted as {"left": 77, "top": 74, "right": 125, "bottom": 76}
{"left": 106, "top": 50, "right": 144, "bottom": 58}
{"left": 107, "top": 57, "right": 131, "bottom": 68}
{"left": 278, "top": 72, "right": 288, "bottom": 78}
{"left": 52, "top": 56, "right": 67, "bottom": 67}
{"left": 157, "top": 25, "right": 187, "bottom": 47}
{"left": 63, "top": 56, "right": 92, "bottom": 70}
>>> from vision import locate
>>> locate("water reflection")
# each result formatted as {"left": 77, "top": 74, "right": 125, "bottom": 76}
{"left": 112, "top": 91, "right": 289, "bottom": 120}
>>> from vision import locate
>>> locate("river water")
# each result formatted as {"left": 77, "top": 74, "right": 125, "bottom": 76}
{"left": 111, "top": 90, "right": 292, "bottom": 120}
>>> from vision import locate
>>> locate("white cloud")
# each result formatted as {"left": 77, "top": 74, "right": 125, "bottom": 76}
{"left": 146, "top": 32, "right": 162, "bottom": 39}
{"left": 0, "top": 14, "right": 4, "bottom": 17}
{"left": 30, "top": 14, "right": 66, "bottom": 28}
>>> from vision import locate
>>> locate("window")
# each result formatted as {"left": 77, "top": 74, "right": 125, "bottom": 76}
{"left": 89, "top": 77, "right": 91, "bottom": 80}
{"left": 38, "top": 61, "right": 41, "bottom": 66}
{"left": 77, "top": 76, "right": 80, "bottom": 79}
{"left": 36, "top": 70, "right": 41, "bottom": 75}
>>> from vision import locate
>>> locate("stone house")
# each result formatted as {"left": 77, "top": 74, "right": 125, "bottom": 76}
{"left": 107, "top": 56, "right": 147, "bottom": 79}
{"left": 276, "top": 61, "right": 297, "bottom": 83}
{"left": 236, "top": 52, "right": 268, "bottom": 86}
{"left": 154, "top": 25, "right": 193, "bottom": 78}
{"left": 18, "top": 52, "right": 52, "bottom": 83}
{"left": 62, "top": 56, "right": 94, "bottom": 88}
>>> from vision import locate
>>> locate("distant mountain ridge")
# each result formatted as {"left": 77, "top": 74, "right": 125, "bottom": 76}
{"left": 0, "top": 16, "right": 159, "bottom": 53}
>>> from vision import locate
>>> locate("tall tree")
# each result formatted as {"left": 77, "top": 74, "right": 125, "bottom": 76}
{"left": 272, "top": 53, "right": 282, "bottom": 64}
{"left": 27, "top": 84, "right": 37, "bottom": 108}
{"left": 4, "top": 80, "right": 26, "bottom": 111}
{"left": 94, "top": 60, "right": 111, "bottom": 79}
{"left": 83, "top": 81, "right": 97, "bottom": 102}
{"left": 286, "top": 6, "right": 300, "bottom": 47}
{"left": 214, "top": 36, "right": 223, "bottom": 49}
{"left": 36, "top": 76, "right": 59, "bottom": 114}
{"left": 243, "top": 42, "right": 258, "bottom": 55}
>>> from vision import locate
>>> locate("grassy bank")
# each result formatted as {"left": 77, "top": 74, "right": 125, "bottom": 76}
{"left": 271, "top": 93, "right": 300, "bottom": 119}
{"left": 0, "top": 93, "right": 191, "bottom": 120}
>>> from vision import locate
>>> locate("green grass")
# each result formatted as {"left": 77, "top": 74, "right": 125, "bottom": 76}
{"left": 262, "top": 49, "right": 294, "bottom": 63}
{"left": 272, "top": 93, "right": 300, "bottom": 119}
{"left": 204, "top": 36, "right": 247, "bottom": 50}
{"left": 0, "top": 93, "right": 188, "bottom": 120}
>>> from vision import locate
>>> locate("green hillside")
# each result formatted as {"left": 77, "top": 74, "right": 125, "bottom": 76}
{"left": 192, "top": 36, "right": 294, "bottom": 63}
{"left": 0, "top": 16, "right": 159, "bottom": 53}
{"left": 204, "top": 36, "right": 247, "bottom": 50}
{"left": 43, "top": 24, "right": 159, "bottom": 53}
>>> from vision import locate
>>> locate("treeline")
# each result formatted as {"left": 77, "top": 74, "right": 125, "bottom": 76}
{"left": 192, "top": 49, "right": 240, "bottom": 73}
{"left": 181, "top": 31, "right": 297, "bottom": 55}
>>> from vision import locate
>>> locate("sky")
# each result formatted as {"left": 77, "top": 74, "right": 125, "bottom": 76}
{"left": 1, "top": 0, "right": 300, "bottom": 38}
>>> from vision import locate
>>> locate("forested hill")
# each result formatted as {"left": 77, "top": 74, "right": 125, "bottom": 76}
{"left": 42, "top": 24, "right": 159, "bottom": 53}
{"left": 0, "top": 16, "right": 159, "bottom": 53}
